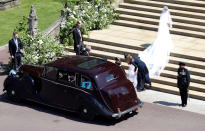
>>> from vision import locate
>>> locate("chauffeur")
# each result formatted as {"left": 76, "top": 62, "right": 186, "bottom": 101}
{"left": 177, "top": 62, "right": 190, "bottom": 107}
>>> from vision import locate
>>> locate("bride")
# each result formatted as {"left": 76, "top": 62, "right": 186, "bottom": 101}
{"left": 128, "top": 64, "right": 138, "bottom": 90}
{"left": 139, "top": 6, "right": 174, "bottom": 78}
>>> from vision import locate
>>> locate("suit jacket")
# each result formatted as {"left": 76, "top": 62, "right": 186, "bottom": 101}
{"left": 73, "top": 27, "right": 83, "bottom": 51}
{"left": 131, "top": 56, "right": 149, "bottom": 80}
{"left": 177, "top": 68, "right": 190, "bottom": 88}
{"left": 9, "top": 38, "right": 23, "bottom": 57}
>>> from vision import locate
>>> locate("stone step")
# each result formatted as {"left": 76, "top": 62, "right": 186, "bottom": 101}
{"left": 119, "top": 2, "right": 205, "bottom": 20}
{"left": 117, "top": 7, "right": 205, "bottom": 26}
{"left": 164, "top": 63, "right": 205, "bottom": 78}
{"left": 117, "top": 60, "right": 205, "bottom": 93}
{"left": 151, "top": 75, "right": 205, "bottom": 96}
{"left": 113, "top": 19, "right": 205, "bottom": 40}
{"left": 162, "top": 70, "right": 204, "bottom": 85}
{"left": 84, "top": 35, "right": 205, "bottom": 62}
{"left": 84, "top": 41, "right": 205, "bottom": 84}
{"left": 119, "top": 14, "right": 205, "bottom": 33}
{"left": 65, "top": 47, "right": 205, "bottom": 94}
{"left": 123, "top": 0, "right": 205, "bottom": 14}
{"left": 148, "top": 0, "right": 205, "bottom": 8}
{"left": 84, "top": 37, "right": 205, "bottom": 74}
{"left": 123, "top": 69, "right": 205, "bottom": 95}
{"left": 66, "top": 51, "right": 205, "bottom": 101}
{"left": 146, "top": 82, "right": 205, "bottom": 101}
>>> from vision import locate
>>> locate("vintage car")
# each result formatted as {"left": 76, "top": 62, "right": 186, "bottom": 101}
{"left": 3, "top": 56, "right": 142, "bottom": 120}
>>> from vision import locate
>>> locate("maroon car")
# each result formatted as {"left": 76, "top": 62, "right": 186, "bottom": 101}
{"left": 3, "top": 56, "right": 142, "bottom": 120}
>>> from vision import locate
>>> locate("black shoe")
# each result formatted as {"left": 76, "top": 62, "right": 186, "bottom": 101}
{"left": 182, "top": 104, "right": 186, "bottom": 107}
{"left": 137, "top": 89, "right": 142, "bottom": 92}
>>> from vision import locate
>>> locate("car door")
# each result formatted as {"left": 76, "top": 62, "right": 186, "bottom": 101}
{"left": 71, "top": 74, "right": 96, "bottom": 108}
{"left": 40, "top": 67, "right": 76, "bottom": 109}
{"left": 54, "top": 70, "right": 76, "bottom": 109}
{"left": 39, "top": 66, "right": 61, "bottom": 105}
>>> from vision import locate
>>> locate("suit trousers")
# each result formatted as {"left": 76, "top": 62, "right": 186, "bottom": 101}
{"left": 12, "top": 52, "right": 22, "bottom": 70}
{"left": 137, "top": 77, "right": 145, "bottom": 90}
{"left": 75, "top": 47, "right": 81, "bottom": 55}
{"left": 179, "top": 88, "right": 188, "bottom": 105}
{"left": 75, "top": 44, "right": 83, "bottom": 55}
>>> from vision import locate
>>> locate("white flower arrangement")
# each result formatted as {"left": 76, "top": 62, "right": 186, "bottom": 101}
{"left": 59, "top": 0, "right": 119, "bottom": 46}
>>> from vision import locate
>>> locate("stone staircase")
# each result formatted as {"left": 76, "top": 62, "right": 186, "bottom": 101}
{"left": 66, "top": 0, "right": 205, "bottom": 100}
{"left": 115, "top": 0, "right": 205, "bottom": 39}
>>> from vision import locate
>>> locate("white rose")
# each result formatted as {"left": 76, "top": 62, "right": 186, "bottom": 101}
{"left": 38, "top": 40, "right": 43, "bottom": 45}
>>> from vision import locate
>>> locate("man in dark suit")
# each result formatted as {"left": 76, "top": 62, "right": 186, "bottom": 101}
{"left": 9, "top": 32, "right": 23, "bottom": 70}
{"left": 177, "top": 62, "right": 190, "bottom": 107}
{"left": 73, "top": 22, "right": 84, "bottom": 55}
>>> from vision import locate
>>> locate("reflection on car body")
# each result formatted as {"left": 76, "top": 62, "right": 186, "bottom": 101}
{"left": 3, "top": 56, "right": 142, "bottom": 120}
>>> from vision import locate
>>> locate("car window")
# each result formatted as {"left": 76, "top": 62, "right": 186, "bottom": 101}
{"left": 44, "top": 66, "right": 57, "bottom": 80}
{"left": 57, "top": 71, "right": 76, "bottom": 86}
{"left": 96, "top": 70, "right": 122, "bottom": 89}
{"left": 106, "top": 73, "right": 119, "bottom": 82}
{"left": 67, "top": 72, "right": 76, "bottom": 86}
{"left": 58, "top": 71, "right": 67, "bottom": 82}
{"left": 81, "top": 75, "right": 93, "bottom": 90}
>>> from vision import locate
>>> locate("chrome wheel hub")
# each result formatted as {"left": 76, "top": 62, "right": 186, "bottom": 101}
{"left": 11, "top": 90, "right": 15, "bottom": 95}
{"left": 83, "top": 108, "right": 88, "bottom": 114}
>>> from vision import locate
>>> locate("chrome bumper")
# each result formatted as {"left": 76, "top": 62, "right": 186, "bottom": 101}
{"left": 111, "top": 102, "right": 143, "bottom": 118}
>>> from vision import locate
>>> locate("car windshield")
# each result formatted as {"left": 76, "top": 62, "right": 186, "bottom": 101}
{"left": 77, "top": 59, "right": 106, "bottom": 70}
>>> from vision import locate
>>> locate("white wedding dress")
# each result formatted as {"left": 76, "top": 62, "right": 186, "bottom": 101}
{"left": 139, "top": 6, "right": 174, "bottom": 78}
{"left": 127, "top": 64, "right": 138, "bottom": 89}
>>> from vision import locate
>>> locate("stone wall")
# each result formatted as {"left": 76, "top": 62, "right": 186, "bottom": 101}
{"left": 43, "top": 17, "right": 63, "bottom": 38}
{"left": 0, "top": 0, "right": 21, "bottom": 10}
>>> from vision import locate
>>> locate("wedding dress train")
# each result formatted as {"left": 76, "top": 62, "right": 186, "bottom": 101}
{"left": 139, "top": 6, "right": 174, "bottom": 78}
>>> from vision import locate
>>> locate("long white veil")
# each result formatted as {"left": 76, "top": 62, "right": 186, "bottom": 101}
{"left": 139, "top": 6, "right": 174, "bottom": 78}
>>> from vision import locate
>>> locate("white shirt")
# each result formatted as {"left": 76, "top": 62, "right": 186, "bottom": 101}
{"left": 77, "top": 28, "right": 82, "bottom": 42}
{"left": 13, "top": 38, "right": 19, "bottom": 52}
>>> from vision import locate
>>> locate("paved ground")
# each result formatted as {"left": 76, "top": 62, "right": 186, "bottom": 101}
{"left": 137, "top": 89, "right": 205, "bottom": 115}
{"left": 0, "top": 47, "right": 205, "bottom": 131}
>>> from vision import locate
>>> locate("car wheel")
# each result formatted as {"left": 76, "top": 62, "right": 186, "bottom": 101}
{"left": 6, "top": 88, "right": 19, "bottom": 101}
{"left": 79, "top": 105, "right": 95, "bottom": 121}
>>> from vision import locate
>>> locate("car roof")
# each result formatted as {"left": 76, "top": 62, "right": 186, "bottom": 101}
{"left": 45, "top": 56, "right": 118, "bottom": 76}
